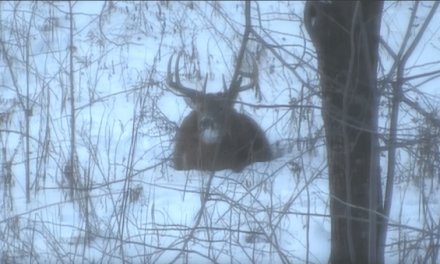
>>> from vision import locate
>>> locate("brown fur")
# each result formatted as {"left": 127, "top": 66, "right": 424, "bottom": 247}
{"left": 173, "top": 110, "right": 272, "bottom": 172}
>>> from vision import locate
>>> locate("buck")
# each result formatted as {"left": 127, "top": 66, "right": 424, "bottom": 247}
{"left": 167, "top": 52, "right": 273, "bottom": 172}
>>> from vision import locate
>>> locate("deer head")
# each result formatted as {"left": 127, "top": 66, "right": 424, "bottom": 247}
{"left": 167, "top": 51, "right": 272, "bottom": 172}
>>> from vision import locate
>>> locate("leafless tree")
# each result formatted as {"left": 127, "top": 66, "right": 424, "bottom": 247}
{"left": 304, "top": 2, "right": 384, "bottom": 263}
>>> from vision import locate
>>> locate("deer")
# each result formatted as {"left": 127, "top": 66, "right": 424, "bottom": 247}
{"left": 167, "top": 51, "right": 273, "bottom": 172}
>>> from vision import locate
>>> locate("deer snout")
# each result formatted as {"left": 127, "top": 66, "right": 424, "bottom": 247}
{"left": 200, "top": 117, "right": 214, "bottom": 130}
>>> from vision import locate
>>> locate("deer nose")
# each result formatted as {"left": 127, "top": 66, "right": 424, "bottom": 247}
{"left": 200, "top": 118, "right": 214, "bottom": 130}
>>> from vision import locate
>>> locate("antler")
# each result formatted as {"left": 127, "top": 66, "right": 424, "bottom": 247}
{"left": 167, "top": 51, "right": 200, "bottom": 98}
{"left": 229, "top": 57, "right": 258, "bottom": 94}
{"left": 167, "top": 51, "right": 257, "bottom": 99}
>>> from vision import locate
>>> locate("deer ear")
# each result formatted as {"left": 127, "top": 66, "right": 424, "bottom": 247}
{"left": 183, "top": 96, "right": 198, "bottom": 110}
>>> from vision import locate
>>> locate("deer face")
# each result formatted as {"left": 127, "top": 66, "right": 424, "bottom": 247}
{"left": 194, "top": 93, "right": 227, "bottom": 143}
{"left": 185, "top": 89, "right": 239, "bottom": 144}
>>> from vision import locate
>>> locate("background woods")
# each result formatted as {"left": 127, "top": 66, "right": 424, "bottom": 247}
{"left": 0, "top": 1, "right": 439, "bottom": 263}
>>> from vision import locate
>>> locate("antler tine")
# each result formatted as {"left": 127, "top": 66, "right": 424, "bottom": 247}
{"left": 236, "top": 58, "right": 258, "bottom": 92}
{"left": 222, "top": 74, "right": 227, "bottom": 93}
{"left": 202, "top": 73, "right": 208, "bottom": 94}
{"left": 166, "top": 51, "right": 198, "bottom": 97}
{"left": 166, "top": 52, "right": 176, "bottom": 86}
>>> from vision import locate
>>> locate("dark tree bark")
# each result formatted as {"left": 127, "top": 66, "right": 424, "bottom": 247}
{"left": 304, "top": 2, "right": 384, "bottom": 263}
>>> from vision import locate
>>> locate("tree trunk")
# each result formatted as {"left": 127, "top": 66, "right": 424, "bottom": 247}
{"left": 304, "top": 2, "right": 384, "bottom": 263}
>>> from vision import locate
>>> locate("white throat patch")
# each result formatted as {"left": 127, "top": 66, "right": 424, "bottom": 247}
{"left": 201, "top": 128, "right": 220, "bottom": 144}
